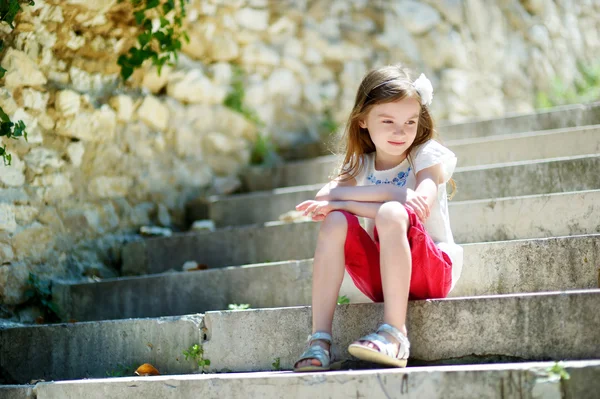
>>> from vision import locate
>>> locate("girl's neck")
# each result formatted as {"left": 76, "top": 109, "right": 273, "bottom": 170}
{"left": 374, "top": 151, "right": 408, "bottom": 171}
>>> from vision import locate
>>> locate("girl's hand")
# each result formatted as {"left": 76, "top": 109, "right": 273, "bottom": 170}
{"left": 295, "top": 200, "right": 345, "bottom": 221}
{"left": 405, "top": 189, "right": 430, "bottom": 222}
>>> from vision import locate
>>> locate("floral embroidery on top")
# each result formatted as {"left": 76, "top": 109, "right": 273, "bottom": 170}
{"left": 367, "top": 166, "right": 412, "bottom": 187}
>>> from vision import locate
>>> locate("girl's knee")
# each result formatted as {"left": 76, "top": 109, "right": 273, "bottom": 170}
{"left": 320, "top": 210, "right": 349, "bottom": 234}
{"left": 375, "top": 202, "right": 409, "bottom": 232}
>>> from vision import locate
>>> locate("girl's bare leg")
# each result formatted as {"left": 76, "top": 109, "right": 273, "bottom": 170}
{"left": 357, "top": 201, "right": 411, "bottom": 351}
{"left": 296, "top": 211, "right": 348, "bottom": 368}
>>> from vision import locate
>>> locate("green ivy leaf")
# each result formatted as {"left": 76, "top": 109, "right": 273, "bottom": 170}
{"left": 138, "top": 31, "right": 152, "bottom": 47}
{"left": 134, "top": 10, "right": 145, "bottom": 25}
{"left": 145, "top": 0, "right": 160, "bottom": 10}
{"left": 0, "top": 107, "right": 10, "bottom": 123}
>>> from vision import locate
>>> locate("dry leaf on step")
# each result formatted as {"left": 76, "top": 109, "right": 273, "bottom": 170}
{"left": 134, "top": 363, "right": 160, "bottom": 376}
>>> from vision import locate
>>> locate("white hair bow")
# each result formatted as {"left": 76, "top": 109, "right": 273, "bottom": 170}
{"left": 413, "top": 73, "right": 433, "bottom": 106}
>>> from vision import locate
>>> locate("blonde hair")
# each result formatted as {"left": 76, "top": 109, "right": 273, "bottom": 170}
{"left": 334, "top": 64, "right": 456, "bottom": 198}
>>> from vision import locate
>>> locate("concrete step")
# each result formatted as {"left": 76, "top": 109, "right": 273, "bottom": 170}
{"left": 126, "top": 190, "right": 600, "bottom": 276}
{"left": 204, "top": 154, "right": 600, "bottom": 228}
{"left": 0, "top": 314, "right": 205, "bottom": 384}
{"left": 23, "top": 360, "right": 600, "bottom": 399}
{"left": 450, "top": 124, "right": 600, "bottom": 167}
{"left": 200, "top": 290, "right": 600, "bottom": 373}
{"left": 241, "top": 121, "right": 600, "bottom": 191}
{"left": 2, "top": 290, "right": 599, "bottom": 383}
{"left": 441, "top": 101, "right": 600, "bottom": 140}
{"left": 55, "top": 235, "right": 600, "bottom": 322}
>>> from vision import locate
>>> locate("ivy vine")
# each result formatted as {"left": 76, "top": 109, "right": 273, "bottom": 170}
{"left": 0, "top": 0, "right": 34, "bottom": 166}
{"left": 0, "top": 0, "right": 190, "bottom": 166}
{"left": 117, "top": 0, "right": 190, "bottom": 81}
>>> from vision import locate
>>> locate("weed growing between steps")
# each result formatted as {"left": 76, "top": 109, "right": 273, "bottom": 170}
{"left": 105, "top": 363, "right": 137, "bottom": 378}
{"left": 272, "top": 357, "right": 282, "bottom": 371}
{"left": 183, "top": 344, "right": 211, "bottom": 373}
{"left": 547, "top": 361, "right": 571, "bottom": 381}
{"left": 228, "top": 303, "right": 251, "bottom": 311}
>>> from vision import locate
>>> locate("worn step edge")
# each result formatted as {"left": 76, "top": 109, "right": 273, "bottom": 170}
{"left": 205, "top": 154, "right": 600, "bottom": 227}
{"left": 201, "top": 289, "right": 600, "bottom": 372}
{"left": 125, "top": 190, "right": 600, "bottom": 275}
{"left": 29, "top": 360, "right": 600, "bottom": 399}
{"left": 56, "top": 234, "right": 600, "bottom": 322}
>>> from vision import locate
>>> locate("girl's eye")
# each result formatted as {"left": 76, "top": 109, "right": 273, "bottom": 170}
{"left": 382, "top": 120, "right": 393, "bottom": 124}
{"left": 406, "top": 120, "right": 417, "bottom": 125}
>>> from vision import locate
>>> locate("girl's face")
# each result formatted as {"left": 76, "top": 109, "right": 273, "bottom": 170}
{"left": 359, "top": 97, "right": 421, "bottom": 161}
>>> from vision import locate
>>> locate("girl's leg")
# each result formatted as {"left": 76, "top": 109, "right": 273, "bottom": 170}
{"left": 296, "top": 211, "right": 348, "bottom": 368}
{"left": 356, "top": 201, "right": 411, "bottom": 351}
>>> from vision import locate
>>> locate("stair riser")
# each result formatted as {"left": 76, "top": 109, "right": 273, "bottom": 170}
{"left": 57, "top": 235, "right": 600, "bottom": 322}
{"left": 0, "top": 315, "right": 203, "bottom": 384}
{"left": 2, "top": 291, "right": 598, "bottom": 383}
{"left": 210, "top": 155, "right": 600, "bottom": 227}
{"left": 125, "top": 191, "right": 600, "bottom": 275}
{"left": 202, "top": 291, "right": 600, "bottom": 372}
{"left": 242, "top": 120, "right": 600, "bottom": 190}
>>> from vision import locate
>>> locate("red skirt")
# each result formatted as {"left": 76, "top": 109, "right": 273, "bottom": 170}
{"left": 340, "top": 206, "right": 453, "bottom": 302}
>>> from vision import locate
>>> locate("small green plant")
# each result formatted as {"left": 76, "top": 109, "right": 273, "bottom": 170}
{"left": 224, "top": 65, "right": 263, "bottom": 126}
{"left": 22, "top": 272, "right": 61, "bottom": 323}
{"left": 228, "top": 303, "right": 250, "bottom": 311}
{"left": 0, "top": 105, "right": 28, "bottom": 166}
{"left": 337, "top": 295, "right": 350, "bottom": 305}
{"left": 106, "top": 363, "right": 136, "bottom": 377}
{"left": 547, "top": 361, "right": 570, "bottom": 381}
{"left": 0, "top": 0, "right": 34, "bottom": 166}
{"left": 535, "top": 61, "right": 600, "bottom": 109}
{"left": 250, "top": 133, "right": 281, "bottom": 167}
{"left": 272, "top": 357, "right": 282, "bottom": 371}
{"left": 183, "top": 344, "right": 211, "bottom": 372}
{"left": 117, "top": 0, "right": 190, "bottom": 81}
{"left": 0, "top": 0, "right": 34, "bottom": 29}
{"left": 320, "top": 109, "right": 339, "bottom": 136}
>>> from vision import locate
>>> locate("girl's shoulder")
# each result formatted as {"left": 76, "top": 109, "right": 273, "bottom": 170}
{"left": 411, "top": 139, "right": 453, "bottom": 158}
{"left": 410, "top": 139, "right": 457, "bottom": 181}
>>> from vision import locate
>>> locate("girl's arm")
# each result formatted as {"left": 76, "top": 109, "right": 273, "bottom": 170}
{"left": 314, "top": 171, "right": 358, "bottom": 199}
{"left": 316, "top": 183, "right": 405, "bottom": 202}
{"left": 338, "top": 200, "right": 384, "bottom": 219}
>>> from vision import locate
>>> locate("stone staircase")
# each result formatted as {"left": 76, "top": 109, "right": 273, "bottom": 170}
{"left": 2, "top": 102, "right": 600, "bottom": 398}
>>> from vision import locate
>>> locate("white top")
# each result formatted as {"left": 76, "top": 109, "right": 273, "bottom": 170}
{"left": 353, "top": 139, "right": 464, "bottom": 291}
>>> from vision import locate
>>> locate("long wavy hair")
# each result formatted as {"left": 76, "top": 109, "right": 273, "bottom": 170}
{"left": 335, "top": 64, "right": 456, "bottom": 198}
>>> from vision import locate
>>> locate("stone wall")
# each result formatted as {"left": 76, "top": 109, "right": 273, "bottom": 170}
{"left": 0, "top": 0, "right": 599, "bottom": 319}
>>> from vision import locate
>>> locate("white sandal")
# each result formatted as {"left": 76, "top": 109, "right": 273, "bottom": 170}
{"left": 293, "top": 332, "right": 340, "bottom": 372}
{"left": 348, "top": 323, "right": 410, "bottom": 368}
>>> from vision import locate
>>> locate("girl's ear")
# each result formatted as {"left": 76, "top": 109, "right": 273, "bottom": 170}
{"left": 358, "top": 119, "right": 367, "bottom": 129}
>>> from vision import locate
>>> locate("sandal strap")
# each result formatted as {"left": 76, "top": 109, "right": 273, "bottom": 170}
{"left": 306, "top": 331, "right": 333, "bottom": 345}
{"left": 377, "top": 324, "right": 410, "bottom": 359}
{"left": 357, "top": 332, "right": 399, "bottom": 358}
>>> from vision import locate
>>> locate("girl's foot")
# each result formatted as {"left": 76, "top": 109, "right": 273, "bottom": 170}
{"left": 348, "top": 323, "right": 410, "bottom": 368}
{"left": 293, "top": 332, "right": 338, "bottom": 372}
{"left": 294, "top": 339, "right": 330, "bottom": 369}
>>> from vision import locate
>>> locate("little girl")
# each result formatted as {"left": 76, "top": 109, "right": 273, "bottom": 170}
{"left": 293, "top": 64, "right": 463, "bottom": 372}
